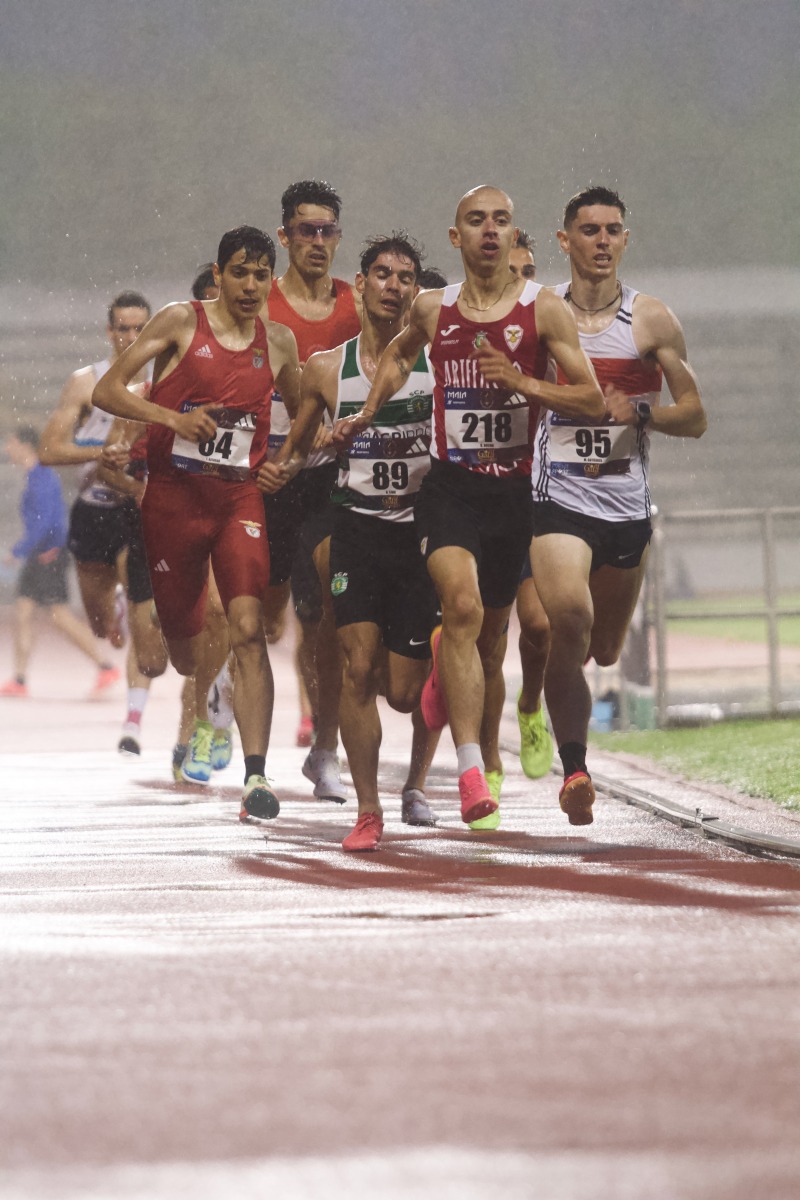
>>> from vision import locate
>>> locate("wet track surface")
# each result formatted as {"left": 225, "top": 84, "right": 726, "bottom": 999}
{"left": 1, "top": 626, "right": 799, "bottom": 1198}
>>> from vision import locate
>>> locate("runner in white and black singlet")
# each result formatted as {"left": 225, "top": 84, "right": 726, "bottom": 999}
{"left": 263, "top": 234, "right": 439, "bottom": 852}
{"left": 333, "top": 186, "right": 604, "bottom": 830}
{"left": 528, "top": 186, "right": 707, "bottom": 826}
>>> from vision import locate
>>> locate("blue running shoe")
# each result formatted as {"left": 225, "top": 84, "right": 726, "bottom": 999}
{"left": 181, "top": 721, "right": 213, "bottom": 784}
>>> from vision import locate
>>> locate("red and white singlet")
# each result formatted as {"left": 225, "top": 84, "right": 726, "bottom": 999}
{"left": 532, "top": 284, "right": 662, "bottom": 520}
{"left": 427, "top": 280, "right": 547, "bottom": 480}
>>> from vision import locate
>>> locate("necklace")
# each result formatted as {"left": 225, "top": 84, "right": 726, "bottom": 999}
{"left": 461, "top": 278, "right": 513, "bottom": 313}
{"left": 564, "top": 281, "right": 622, "bottom": 314}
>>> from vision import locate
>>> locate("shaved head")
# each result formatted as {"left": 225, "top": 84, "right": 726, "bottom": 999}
{"left": 455, "top": 185, "right": 513, "bottom": 225}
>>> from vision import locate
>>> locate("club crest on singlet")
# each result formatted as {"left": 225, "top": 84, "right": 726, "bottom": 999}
{"left": 504, "top": 325, "right": 523, "bottom": 351}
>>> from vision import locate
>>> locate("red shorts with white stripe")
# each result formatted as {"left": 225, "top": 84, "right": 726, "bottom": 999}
{"left": 141, "top": 475, "right": 269, "bottom": 639}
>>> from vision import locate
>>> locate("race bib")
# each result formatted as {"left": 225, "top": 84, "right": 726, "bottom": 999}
{"left": 443, "top": 387, "right": 530, "bottom": 467}
{"left": 345, "top": 428, "right": 430, "bottom": 511}
{"left": 171, "top": 405, "right": 257, "bottom": 479}
{"left": 548, "top": 418, "right": 636, "bottom": 479}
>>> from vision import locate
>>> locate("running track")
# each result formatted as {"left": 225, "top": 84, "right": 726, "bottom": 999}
{"left": 1, "top": 618, "right": 799, "bottom": 1199}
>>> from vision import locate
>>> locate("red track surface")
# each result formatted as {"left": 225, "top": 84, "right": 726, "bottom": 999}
{"left": 1, "top": 616, "right": 799, "bottom": 1199}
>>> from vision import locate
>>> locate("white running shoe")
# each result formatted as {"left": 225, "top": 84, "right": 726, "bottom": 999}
{"left": 302, "top": 748, "right": 348, "bottom": 804}
{"left": 208, "top": 659, "right": 235, "bottom": 729}
{"left": 401, "top": 788, "right": 438, "bottom": 826}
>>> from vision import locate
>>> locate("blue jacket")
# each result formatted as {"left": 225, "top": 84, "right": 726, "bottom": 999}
{"left": 12, "top": 463, "right": 68, "bottom": 559}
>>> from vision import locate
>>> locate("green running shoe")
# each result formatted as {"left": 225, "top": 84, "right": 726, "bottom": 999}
{"left": 470, "top": 767, "right": 504, "bottom": 830}
{"left": 211, "top": 728, "right": 233, "bottom": 771}
{"left": 181, "top": 721, "right": 214, "bottom": 784}
{"left": 517, "top": 693, "right": 554, "bottom": 779}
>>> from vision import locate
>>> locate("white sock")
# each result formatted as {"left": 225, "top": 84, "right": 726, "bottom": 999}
{"left": 456, "top": 743, "right": 483, "bottom": 776}
{"left": 125, "top": 687, "right": 149, "bottom": 725}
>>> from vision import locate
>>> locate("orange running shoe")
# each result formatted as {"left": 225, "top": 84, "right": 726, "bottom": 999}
{"left": 90, "top": 666, "right": 121, "bottom": 697}
{"left": 342, "top": 812, "right": 384, "bottom": 852}
{"left": 420, "top": 626, "right": 448, "bottom": 732}
{"left": 458, "top": 766, "right": 498, "bottom": 825}
{"left": 559, "top": 771, "right": 595, "bottom": 826}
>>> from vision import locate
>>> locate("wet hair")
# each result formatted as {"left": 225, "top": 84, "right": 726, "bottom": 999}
{"left": 564, "top": 187, "right": 626, "bottom": 228}
{"left": 418, "top": 267, "right": 448, "bottom": 289}
{"left": 359, "top": 232, "right": 423, "bottom": 281}
{"left": 514, "top": 229, "right": 535, "bottom": 252}
{"left": 13, "top": 424, "right": 40, "bottom": 448}
{"left": 191, "top": 263, "right": 217, "bottom": 300}
{"left": 281, "top": 179, "right": 342, "bottom": 226}
{"left": 108, "top": 291, "right": 151, "bottom": 326}
{"left": 216, "top": 225, "right": 276, "bottom": 273}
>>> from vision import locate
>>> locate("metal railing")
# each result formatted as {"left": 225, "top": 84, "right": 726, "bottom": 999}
{"left": 645, "top": 506, "right": 800, "bottom": 726}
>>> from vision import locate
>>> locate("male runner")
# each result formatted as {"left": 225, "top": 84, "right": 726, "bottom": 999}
{"left": 93, "top": 225, "right": 301, "bottom": 820}
{"left": 509, "top": 230, "right": 536, "bottom": 281}
{"left": 263, "top": 179, "right": 361, "bottom": 799}
{"left": 38, "top": 291, "right": 164, "bottom": 742}
{"left": 334, "top": 186, "right": 604, "bottom": 826}
{"left": 2, "top": 426, "right": 114, "bottom": 695}
{"left": 530, "top": 186, "right": 707, "bottom": 824}
{"left": 264, "top": 235, "right": 438, "bottom": 851}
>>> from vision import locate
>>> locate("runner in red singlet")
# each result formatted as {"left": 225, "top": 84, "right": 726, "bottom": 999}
{"left": 93, "top": 226, "right": 301, "bottom": 822}
{"left": 334, "top": 186, "right": 604, "bottom": 828}
{"left": 262, "top": 179, "right": 361, "bottom": 804}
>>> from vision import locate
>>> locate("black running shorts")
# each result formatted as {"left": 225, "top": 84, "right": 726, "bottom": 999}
{"left": 531, "top": 500, "right": 652, "bottom": 572}
{"left": 329, "top": 508, "right": 438, "bottom": 659}
{"left": 17, "top": 547, "right": 69, "bottom": 606}
{"left": 414, "top": 459, "right": 533, "bottom": 610}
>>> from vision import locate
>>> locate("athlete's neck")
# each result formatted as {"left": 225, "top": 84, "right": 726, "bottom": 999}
{"left": 565, "top": 273, "right": 620, "bottom": 316}
{"left": 276, "top": 266, "right": 336, "bottom": 308}
{"left": 459, "top": 266, "right": 521, "bottom": 316}
{"left": 205, "top": 300, "right": 257, "bottom": 349}
{"left": 358, "top": 314, "right": 403, "bottom": 382}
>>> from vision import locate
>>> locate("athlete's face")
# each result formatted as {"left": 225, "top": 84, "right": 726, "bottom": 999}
{"left": 558, "top": 204, "right": 628, "bottom": 282}
{"left": 214, "top": 249, "right": 273, "bottom": 319}
{"left": 509, "top": 246, "right": 536, "bottom": 280}
{"left": 449, "top": 188, "right": 517, "bottom": 274}
{"left": 107, "top": 306, "right": 150, "bottom": 358}
{"left": 278, "top": 203, "right": 342, "bottom": 281}
{"left": 356, "top": 252, "right": 418, "bottom": 325}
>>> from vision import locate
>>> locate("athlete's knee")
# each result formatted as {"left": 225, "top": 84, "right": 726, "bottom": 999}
{"left": 549, "top": 602, "right": 592, "bottom": 650}
{"left": 137, "top": 643, "right": 169, "bottom": 678}
{"left": 343, "top": 657, "right": 379, "bottom": 706}
{"left": 167, "top": 645, "right": 195, "bottom": 677}
{"left": 228, "top": 609, "right": 267, "bottom": 658}
{"left": 589, "top": 633, "right": 624, "bottom": 667}
{"left": 386, "top": 683, "right": 421, "bottom": 714}
{"left": 441, "top": 589, "right": 483, "bottom": 638}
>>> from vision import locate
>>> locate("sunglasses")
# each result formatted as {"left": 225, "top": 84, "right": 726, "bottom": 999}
{"left": 288, "top": 221, "right": 341, "bottom": 243}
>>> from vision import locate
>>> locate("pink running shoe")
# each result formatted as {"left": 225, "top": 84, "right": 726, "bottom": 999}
{"left": 0, "top": 679, "right": 28, "bottom": 698}
{"left": 420, "top": 626, "right": 448, "bottom": 732}
{"left": 342, "top": 812, "right": 384, "bottom": 852}
{"left": 559, "top": 771, "right": 595, "bottom": 826}
{"left": 458, "top": 766, "right": 498, "bottom": 825}
{"left": 296, "top": 715, "right": 314, "bottom": 748}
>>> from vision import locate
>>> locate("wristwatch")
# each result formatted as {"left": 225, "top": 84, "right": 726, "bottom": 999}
{"left": 635, "top": 399, "right": 652, "bottom": 429}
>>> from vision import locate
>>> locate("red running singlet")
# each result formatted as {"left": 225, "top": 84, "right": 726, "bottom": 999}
{"left": 267, "top": 279, "right": 360, "bottom": 364}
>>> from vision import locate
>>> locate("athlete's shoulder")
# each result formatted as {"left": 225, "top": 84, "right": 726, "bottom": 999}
{"left": 266, "top": 316, "right": 299, "bottom": 355}
{"left": 304, "top": 341, "right": 345, "bottom": 375}
{"left": 631, "top": 291, "right": 685, "bottom": 350}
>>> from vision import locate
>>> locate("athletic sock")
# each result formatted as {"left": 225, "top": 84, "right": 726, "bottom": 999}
{"left": 559, "top": 741, "right": 588, "bottom": 778}
{"left": 456, "top": 743, "right": 484, "bottom": 776}
{"left": 125, "top": 686, "right": 148, "bottom": 726}
{"left": 244, "top": 754, "right": 266, "bottom": 783}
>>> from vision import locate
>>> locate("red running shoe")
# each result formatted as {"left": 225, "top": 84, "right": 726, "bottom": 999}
{"left": 296, "top": 715, "right": 314, "bottom": 748}
{"left": 420, "top": 626, "right": 448, "bottom": 732}
{"left": 90, "top": 666, "right": 121, "bottom": 698}
{"left": 0, "top": 679, "right": 28, "bottom": 698}
{"left": 559, "top": 771, "right": 595, "bottom": 826}
{"left": 342, "top": 812, "right": 384, "bottom": 852}
{"left": 458, "top": 766, "right": 498, "bottom": 825}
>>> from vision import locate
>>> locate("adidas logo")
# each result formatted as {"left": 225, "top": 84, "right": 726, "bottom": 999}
{"left": 194, "top": 344, "right": 214, "bottom": 358}
{"left": 153, "top": 558, "right": 170, "bottom": 573}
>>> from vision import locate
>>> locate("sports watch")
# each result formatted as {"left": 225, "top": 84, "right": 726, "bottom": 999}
{"left": 635, "top": 400, "right": 652, "bottom": 429}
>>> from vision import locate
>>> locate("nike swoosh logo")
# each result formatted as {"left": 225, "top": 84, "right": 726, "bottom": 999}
{"left": 441, "top": 324, "right": 459, "bottom": 337}
{"left": 409, "top": 638, "right": 429, "bottom": 646}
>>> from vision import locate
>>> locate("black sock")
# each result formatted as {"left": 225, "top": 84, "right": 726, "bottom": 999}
{"left": 16, "top": 675, "right": 26, "bottom": 686}
{"left": 559, "top": 742, "right": 588, "bottom": 779}
{"left": 244, "top": 754, "right": 266, "bottom": 783}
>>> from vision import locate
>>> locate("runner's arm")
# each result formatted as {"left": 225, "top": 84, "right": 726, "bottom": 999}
{"left": 640, "top": 298, "right": 707, "bottom": 438}
{"left": 255, "top": 352, "right": 332, "bottom": 493}
{"left": 268, "top": 322, "right": 302, "bottom": 420}
{"left": 474, "top": 290, "right": 604, "bottom": 420}
{"left": 92, "top": 305, "right": 220, "bottom": 442}
{"left": 331, "top": 291, "right": 437, "bottom": 449}
{"left": 38, "top": 370, "right": 97, "bottom": 466}
{"left": 95, "top": 418, "right": 147, "bottom": 501}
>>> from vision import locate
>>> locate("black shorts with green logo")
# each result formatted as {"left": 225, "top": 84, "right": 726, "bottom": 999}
{"left": 329, "top": 508, "right": 438, "bottom": 660}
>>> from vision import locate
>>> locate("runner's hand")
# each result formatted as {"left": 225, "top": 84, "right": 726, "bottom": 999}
{"left": 256, "top": 459, "right": 296, "bottom": 494}
{"left": 332, "top": 409, "right": 371, "bottom": 451}
{"left": 174, "top": 404, "right": 222, "bottom": 442}
{"left": 101, "top": 441, "right": 131, "bottom": 471}
{"left": 602, "top": 384, "right": 634, "bottom": 425}
{"left": 471, "top": 344, "right": 520, "bottom": 390}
